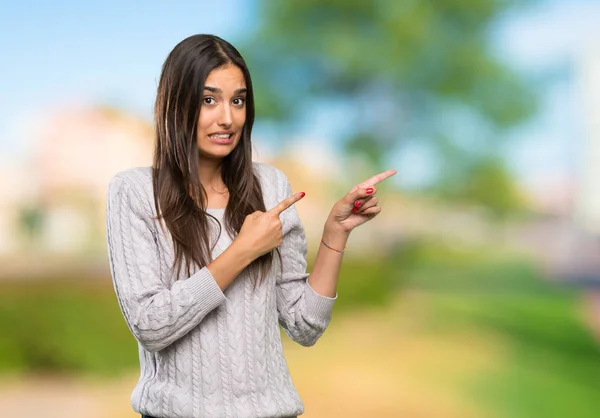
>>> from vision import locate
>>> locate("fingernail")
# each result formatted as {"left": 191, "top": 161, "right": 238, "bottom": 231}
{"left": 354, "top": 200, "right": 362, "bottom": 208}
{"left": 352, "top": 207, "right": 358, "bottom": 213}
{"left": 300, "top": 192, "right": 305, "bottom": 197}
{"left": 366, "top": 188, "right": 374, "bottom": 194}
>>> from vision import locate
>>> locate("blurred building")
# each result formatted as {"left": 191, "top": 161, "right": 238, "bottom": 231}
{"left": 34, "top": 105, "right": 154, "bottom": 254}
{"left": 503, "top": 44, "right": 600, "bottom": 280}
{"left": 575, "top": 45, "right": 600, "bottom": 234}
{"left": 35, "top": 106, "right": 154, "bottom": 203}
{"left": 573, "top": 44, "right": 600, "bottom": 343}
{"left": 6, "top": 105, "right": 155, "bottom": 258}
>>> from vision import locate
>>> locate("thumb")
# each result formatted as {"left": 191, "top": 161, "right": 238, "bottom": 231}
{"left": 345, "top": 186, "right": 376, "bottom": 204}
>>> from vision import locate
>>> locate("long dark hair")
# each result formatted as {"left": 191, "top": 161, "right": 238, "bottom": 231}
{"left": 152, "top": 34, "right": 277, "bottom": 284}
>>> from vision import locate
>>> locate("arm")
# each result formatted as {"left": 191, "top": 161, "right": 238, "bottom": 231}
{"left": 276, "top": 177, "right": 339, "bottom": 347}
{"left": 307, "top": 221, "right": 349, "bottom": 298}
{"left": 106, "top": 176, "right": 253, "bottom": 352}
{"left": 275, "top": 168, "right": 397, "bottom": 346}
{"left": 308, "top": 168, "right": 399, "bottom": 299}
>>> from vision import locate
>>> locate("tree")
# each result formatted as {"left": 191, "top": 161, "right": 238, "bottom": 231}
{"left": 241, "top": 0, "right": 537, "bottom": 215}
{"left": 435, "top": 155, "right": 529, "bottom": 218}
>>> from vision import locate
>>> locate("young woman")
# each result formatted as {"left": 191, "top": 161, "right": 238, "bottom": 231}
{"left": 106, "top": 34, "right": 396, "bottom": 418}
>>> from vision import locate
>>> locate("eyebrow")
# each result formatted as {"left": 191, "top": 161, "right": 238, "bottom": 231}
{"left": 203, "top": 86, "right": 248, "bottom": 95}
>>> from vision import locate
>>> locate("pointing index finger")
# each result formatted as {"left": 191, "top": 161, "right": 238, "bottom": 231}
{"left": 351, "top": 169, "right": 397, "bottom": 192}
{"left": 358, "top": 169, "right": 397, "bottom": 187}
{"left": 268, "top": 192, "right": 305, "bottom": 216}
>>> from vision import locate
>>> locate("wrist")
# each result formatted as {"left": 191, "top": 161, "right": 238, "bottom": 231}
{"left": 324, "top": 218, "right": 350, "bottom": 239}
{"left": 322, "top": 222, "right": 349, "bottom": 251}
{"left": 229, "top": 238, "right": 256, "bottom": 268}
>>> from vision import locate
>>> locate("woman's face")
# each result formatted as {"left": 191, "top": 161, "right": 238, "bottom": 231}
{"left": 197, "top": 64, "right": 247, "bottom": 162}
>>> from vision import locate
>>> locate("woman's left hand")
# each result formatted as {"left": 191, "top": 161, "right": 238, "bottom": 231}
{"left": 327, "top": 169, "right": 397, "bottom": 234}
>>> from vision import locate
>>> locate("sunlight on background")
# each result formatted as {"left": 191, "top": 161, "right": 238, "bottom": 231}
{"left": 1, "top": 1, "right": 600, "bottom": 417}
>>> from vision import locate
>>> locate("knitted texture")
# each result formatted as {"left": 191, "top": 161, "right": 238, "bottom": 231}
{"left": 106, "top": 162, "right": 337, "bottom": 418}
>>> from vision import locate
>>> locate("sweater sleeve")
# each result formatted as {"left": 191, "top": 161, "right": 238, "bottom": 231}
{"left": 106, "top": 174, "right": 226, "bottom": 352}
{"left": 275, "top": 172, "right": 337, "bottom": 347}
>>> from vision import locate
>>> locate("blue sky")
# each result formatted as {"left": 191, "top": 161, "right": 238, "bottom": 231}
{"left": 1, "top": 0, "right": 599, "bottom": 190}
{"left": 0, "top": 0, "right": 252, "bottom": 155}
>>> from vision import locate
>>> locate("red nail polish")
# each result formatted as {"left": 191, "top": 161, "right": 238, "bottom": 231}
{"left": 352, "top": 207, "right": 358, "bottom": 213}
{"left": 366, "top": 188, "right": 374, "bottom": 194}
{"left": 300, "top": 192, "right": 305, "bottom": 197}
{"left": 354, "top": 200, "right": 361, "bottom": 208}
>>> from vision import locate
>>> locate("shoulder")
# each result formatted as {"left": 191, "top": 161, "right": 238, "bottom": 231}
{"left": 252, "top": 161, "right": 291, "bottom": 200}
{"left": 252, "top": 161, "right": 286, "bottom": 181}
{"left": 252, "top": 161, "right": 291, "bottom": 188}
{"left": 107, "top": 166, "right": 154, "bottom": 214}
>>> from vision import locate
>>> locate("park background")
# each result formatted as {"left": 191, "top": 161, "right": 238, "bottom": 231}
{"left": 1, "top": 0, "right": 600, "bottom": 417}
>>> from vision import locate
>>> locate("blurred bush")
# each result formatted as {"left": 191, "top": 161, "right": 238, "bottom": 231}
{"left": 0, "top": 279, "right": 137, "bottom": 376}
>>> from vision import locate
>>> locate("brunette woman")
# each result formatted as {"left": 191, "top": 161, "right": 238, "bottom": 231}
{"left": 106, "top": 34, "right": 396, "bottom": 418}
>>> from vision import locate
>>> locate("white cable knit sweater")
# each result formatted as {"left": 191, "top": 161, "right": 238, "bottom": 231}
{"left": 106, "top": 162, "right": 337, "bottom": 418}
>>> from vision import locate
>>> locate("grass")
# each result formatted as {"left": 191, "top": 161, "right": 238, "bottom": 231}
{"left": 405, "top": 249, "right": 600, "bottom": 418}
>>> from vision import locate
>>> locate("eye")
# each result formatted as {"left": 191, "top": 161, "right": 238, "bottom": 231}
{"left": 203, "top": 97, "right": 216, "bottom": 105}
{"left": 232, "top": 97, "right": 246, "bottom": 107}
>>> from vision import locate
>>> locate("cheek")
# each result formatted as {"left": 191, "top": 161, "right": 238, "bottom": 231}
{"left": 197, "top": 109, "right": 214, "bottom": 132}
{"left": 235, "top": 110, "right": 247, "bottom": 127}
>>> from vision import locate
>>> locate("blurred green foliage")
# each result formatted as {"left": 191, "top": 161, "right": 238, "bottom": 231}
{"left": 242, "top": 0, "right": 536, "bottom": 216}
{"left": 415, "top": 259, "right": 600, "bottom": 417}
{"left": 0, "top": 279, "right": 137, "bottom": 376}
{"left": 433, "top": 155, "right": 530, "bottom": 218}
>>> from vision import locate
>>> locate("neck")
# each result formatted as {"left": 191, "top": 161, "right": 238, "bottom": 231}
{"left": 198, "top": 158, "right": 225, "bottom": 190}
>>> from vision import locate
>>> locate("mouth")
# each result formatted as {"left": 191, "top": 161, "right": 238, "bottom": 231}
{"left": 208, "top": 132, "right": 235, "bottom": 145}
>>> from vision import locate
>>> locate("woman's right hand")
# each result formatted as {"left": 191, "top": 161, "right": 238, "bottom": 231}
{"left": 235, "top": 191, "right": 306, "bottom": 261}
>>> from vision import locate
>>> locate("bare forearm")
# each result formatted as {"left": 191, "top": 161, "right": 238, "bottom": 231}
{"left": 207, "top": 240, "right": 255, "bottom": 291}
{"left": 307, "top": 221, "right": 350, "bottom": 298}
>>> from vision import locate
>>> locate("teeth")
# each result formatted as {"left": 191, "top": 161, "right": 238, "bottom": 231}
{"left": 210, "top": 134, "right": 231, "bottom": 139}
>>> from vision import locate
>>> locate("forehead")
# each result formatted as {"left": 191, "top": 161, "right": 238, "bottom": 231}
{"left": 204, "top": 65, "right": 246, "bottom": 91}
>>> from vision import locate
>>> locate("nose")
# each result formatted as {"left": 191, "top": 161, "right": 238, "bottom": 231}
{"left": 218, "top": 103, "right": 233, "bottom": 128}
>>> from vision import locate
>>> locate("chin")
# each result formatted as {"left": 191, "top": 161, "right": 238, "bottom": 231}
{"left": 198, "top": 144, "right": 237, "bottom": 160}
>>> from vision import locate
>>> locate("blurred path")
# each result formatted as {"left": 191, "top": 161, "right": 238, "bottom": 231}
{"left": 0, "top": 374, "right": 138, "bottom": 418}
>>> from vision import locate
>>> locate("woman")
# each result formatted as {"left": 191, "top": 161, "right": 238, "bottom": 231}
{"left": 106, "top": 34, "right": 395, "bottom": 418}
